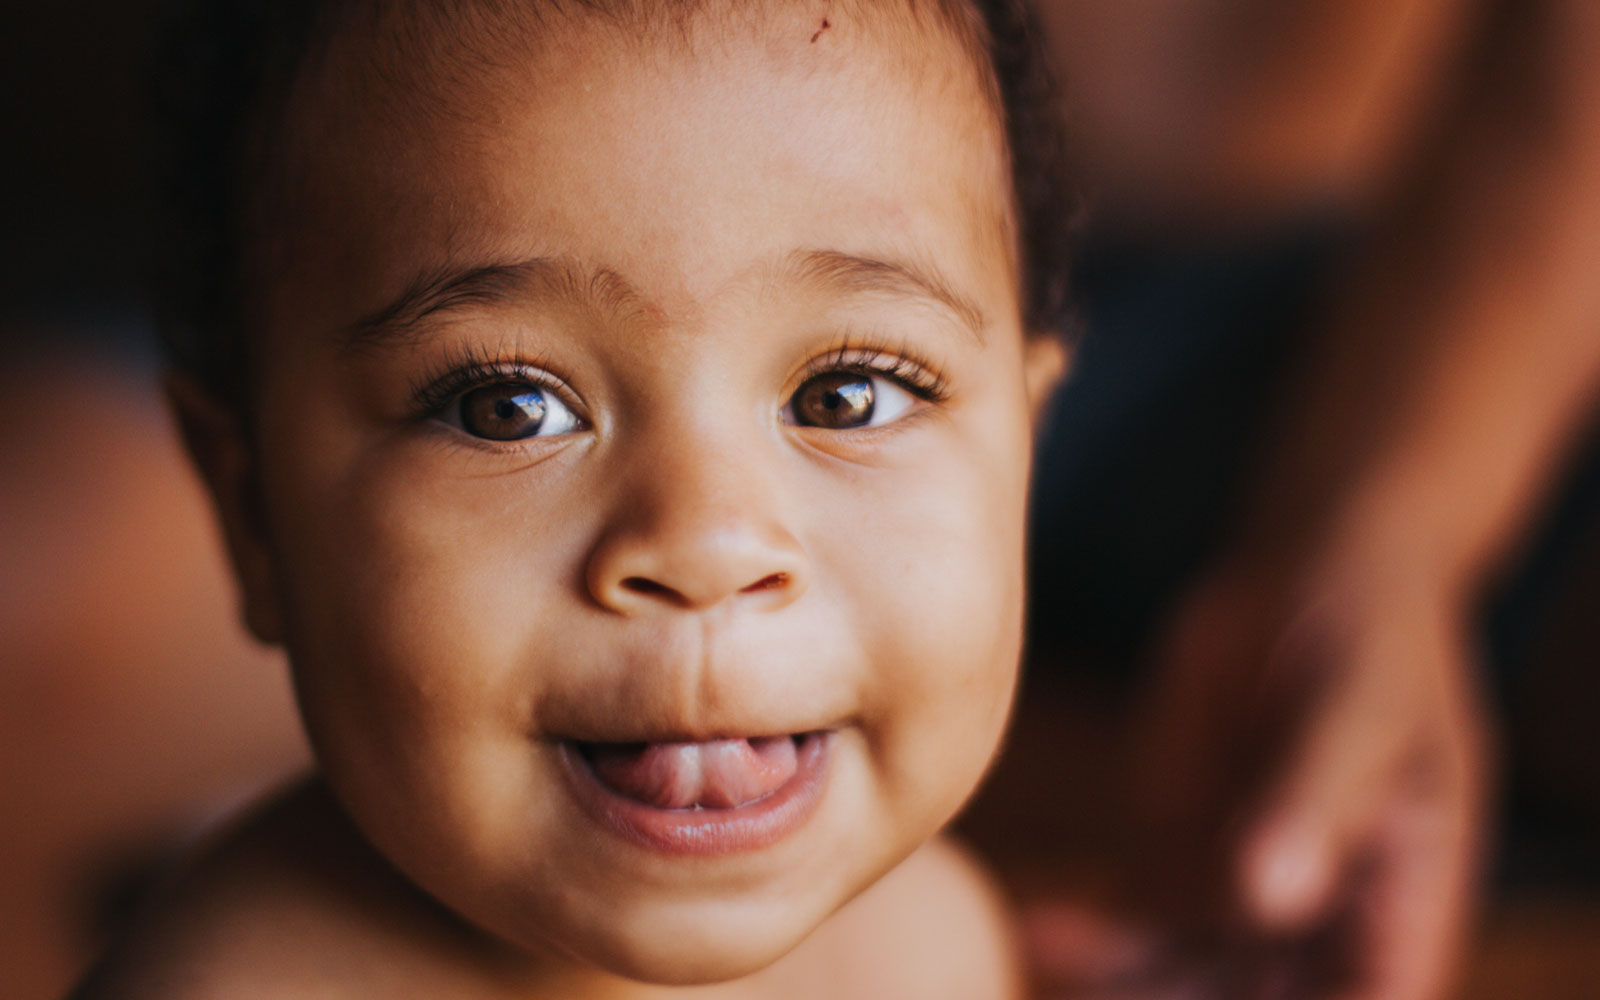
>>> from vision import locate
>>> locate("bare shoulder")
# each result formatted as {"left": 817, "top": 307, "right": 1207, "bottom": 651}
{"left": 765, "top": 835, "right": 1023, "bottom": 1000}
{"left": 69, "top": 779, "right": 505, "bottom": 1000}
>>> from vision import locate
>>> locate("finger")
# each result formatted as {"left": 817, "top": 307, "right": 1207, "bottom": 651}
{"left": 1331, "top": 677, "right": 1488, "bottom": 1000}
{"left": 1237, "top": 632, "right": 1431, "bottom": 931}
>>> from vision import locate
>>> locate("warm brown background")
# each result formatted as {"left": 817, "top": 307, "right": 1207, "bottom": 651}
{"left": 2, "top": 2, "right": 1595, "bottom": 998}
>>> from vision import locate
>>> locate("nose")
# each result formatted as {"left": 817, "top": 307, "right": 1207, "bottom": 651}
{"left": 585, "top": 441, "right": 809, "bottom": 615}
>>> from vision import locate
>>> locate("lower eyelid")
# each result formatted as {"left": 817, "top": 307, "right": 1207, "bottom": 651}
{"left": 788, "top": 407, "right": 940, "bottom": 460}
{"left": 425, "top": 427, "right": 589, "bottom": 473}
{"left": 425, "top": 413, "right": 588, "bottom": 451}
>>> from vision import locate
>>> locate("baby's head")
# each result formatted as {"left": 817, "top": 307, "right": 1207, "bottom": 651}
{"left": 160, "top": 0, "right": 1071, "bottom": 986}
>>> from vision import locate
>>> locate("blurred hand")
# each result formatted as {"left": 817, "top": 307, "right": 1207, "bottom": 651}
{"left": 1113, "top": 536, "right": 1491, "bottom": 1000}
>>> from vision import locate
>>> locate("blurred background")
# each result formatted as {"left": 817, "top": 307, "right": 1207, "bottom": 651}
{"left": 2, "top": 1, "right": 1596, "bottom": 998}
{"left": 1, "top": 6, "right": 311, "bottom": 998}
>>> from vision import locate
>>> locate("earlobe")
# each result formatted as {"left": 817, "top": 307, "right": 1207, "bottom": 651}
{"left": 165, "top": 371, "right": 284, "bottom": 645}
{"left": 1022, "top": 333, "right": 1070, "bottom": 429}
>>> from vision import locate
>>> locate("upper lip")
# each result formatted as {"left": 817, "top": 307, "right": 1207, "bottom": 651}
{"left": 527, "top": 615, "right": 859, "bottom": 743}
{"left": 554, "top": 726, "right": 830, "bottom": 746}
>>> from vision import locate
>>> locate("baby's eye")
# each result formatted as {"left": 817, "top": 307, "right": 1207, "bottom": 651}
{"left": 784, "top": 371, "right": 917, "bottom": 429}
{"left": 446, "top": 381, "right": 582, "bottom": 441}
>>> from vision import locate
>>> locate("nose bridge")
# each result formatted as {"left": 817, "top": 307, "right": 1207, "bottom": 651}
{"left": 586, "top": 409, "right": 807, "bottom": 613}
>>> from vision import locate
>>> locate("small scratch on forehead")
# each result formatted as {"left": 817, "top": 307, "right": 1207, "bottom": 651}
{"left": 810, "top": 15, "right": 831, "bottom": 43}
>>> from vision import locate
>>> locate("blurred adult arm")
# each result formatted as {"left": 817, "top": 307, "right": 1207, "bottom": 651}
{"left": 1036, "top": 1, "right": 1600, "bottom": 997}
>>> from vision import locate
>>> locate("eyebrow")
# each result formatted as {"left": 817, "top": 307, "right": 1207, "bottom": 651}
{"left": 785, "top": 249, "right": 988, "bottom": 343}
{"left": 343, "top": 248, "right": 987, "bottom": 348}
{"left": 344, "top": 258, "right": 640, "bottom": 349}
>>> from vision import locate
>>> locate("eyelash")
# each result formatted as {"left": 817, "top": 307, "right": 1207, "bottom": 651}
{"left": 409, "top": 344, "right": 572, "bottom": 419}
{"left": 795, "top": 337, "right": 951, "bottom": 404}
{"left": 406, "top": 338, "right": 951, "bottom": 421}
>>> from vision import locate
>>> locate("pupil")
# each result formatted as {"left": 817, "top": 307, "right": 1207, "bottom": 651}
{"left": 461, "top": 383, "right": 547, "bottom": 440}
{"left": 795, "top": 372, "right": 874, "bottom": 428}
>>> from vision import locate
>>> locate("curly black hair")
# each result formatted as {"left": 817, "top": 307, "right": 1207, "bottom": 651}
{"left": 149, "top": 0, "right": 1077, "bottom": 396}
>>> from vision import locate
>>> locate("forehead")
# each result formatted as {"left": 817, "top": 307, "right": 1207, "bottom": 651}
{"left": 255, "top": 0, "right": 1017, "bottom": 335}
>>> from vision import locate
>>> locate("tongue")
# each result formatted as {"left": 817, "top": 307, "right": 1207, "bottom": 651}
{"left": 586, "top": 737, "right": 799, "bottom": 809}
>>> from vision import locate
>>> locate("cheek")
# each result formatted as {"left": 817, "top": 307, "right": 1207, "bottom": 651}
{"left": 814, "top": 420, "right": 1031, "bottom": 823}
{"left": 257, "top": 428, "right": 635, "bottom": 924}
{"left": 260, "top": 423, "right": 587, "bottom": 810}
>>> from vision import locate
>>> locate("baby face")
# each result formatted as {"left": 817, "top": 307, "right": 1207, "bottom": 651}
{"left": 224, "top": 4, "right": 1055, "bottom": 986}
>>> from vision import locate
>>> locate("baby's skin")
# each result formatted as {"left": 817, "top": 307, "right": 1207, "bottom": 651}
{"left": 78, "top": 3, "right": 1065, "bottom": 997}
{"left": 76, "top": 782, "right": 1020, "bottom": 998}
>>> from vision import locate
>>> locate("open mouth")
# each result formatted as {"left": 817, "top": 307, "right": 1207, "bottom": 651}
{"left": 559, "top": 732, "right": 832, "bottom": 855}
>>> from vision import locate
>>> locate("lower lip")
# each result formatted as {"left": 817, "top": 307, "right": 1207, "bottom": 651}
{"left": 558, "top": 732, "right": 833, "bottom": 856}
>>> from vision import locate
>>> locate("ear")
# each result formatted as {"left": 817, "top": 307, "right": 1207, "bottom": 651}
{"left": 1022, "top": 333, "right": 1070, "bottom": 429}
{"left": 165, "top": 372, "right": 284, "bottom": 645}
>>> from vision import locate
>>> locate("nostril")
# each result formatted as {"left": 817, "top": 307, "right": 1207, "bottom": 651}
{"left": 622, "top": 577, "right": 673, "bottom": 597}
{"left": 743, "top": 572, "right": 788, "bottom": 593}
{"left": 612, "top": 571, "right": 791, "bottom": 607}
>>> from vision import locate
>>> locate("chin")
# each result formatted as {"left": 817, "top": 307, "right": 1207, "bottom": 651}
{"left": 567, "top": 892, "right": 832, "bottom": 987}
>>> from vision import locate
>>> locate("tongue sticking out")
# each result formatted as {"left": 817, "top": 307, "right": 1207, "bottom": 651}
{"left": 584, "top": 737, "right": 800, "bottom": 810}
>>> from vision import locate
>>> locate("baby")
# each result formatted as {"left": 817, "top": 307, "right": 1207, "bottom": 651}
{"left": 79, "top": 0, "right": 1073, "bottom": 996}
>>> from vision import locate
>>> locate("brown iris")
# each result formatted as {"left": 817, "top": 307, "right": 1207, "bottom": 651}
{"left": 791, "top": 372, "right": 875, "bottom": 428}
{"left": 459, "top": 382, "right": 549, "bottom": 440}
